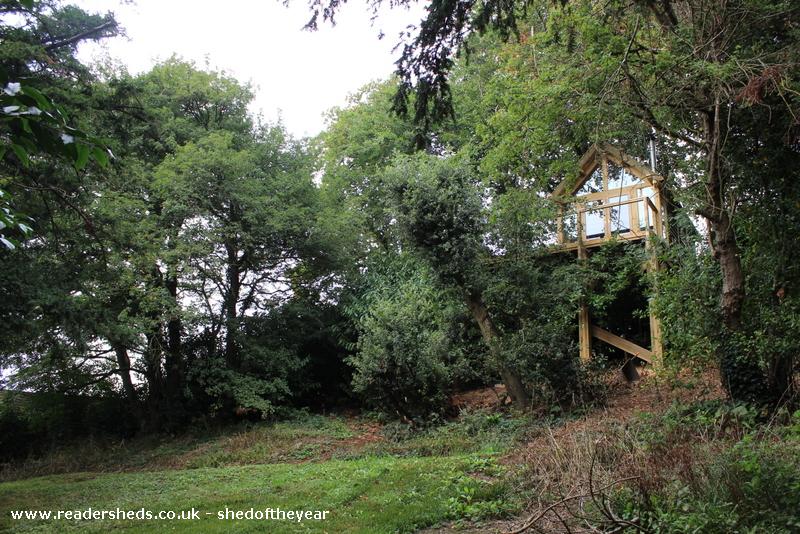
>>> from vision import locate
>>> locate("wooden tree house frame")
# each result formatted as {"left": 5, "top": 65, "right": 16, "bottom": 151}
{"left": 551, "top": 143, "right": 667, "bottom": 368}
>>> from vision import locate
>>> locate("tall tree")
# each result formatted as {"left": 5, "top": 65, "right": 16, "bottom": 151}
{"left": 309, "top": 0, "right": 800, "bottom": 401}
{"left": 386, "top": 154, "right": 531, "bottom": 407}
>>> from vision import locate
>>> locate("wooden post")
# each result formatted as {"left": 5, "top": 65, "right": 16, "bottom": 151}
{"left": 649, "top": 306, "right": 663, "bottom": 367}
{"left": 656, "top": 184, "right": 669, "bottom": 243}
{"left": 644, "top": 201, "right": 663, "bottom": 368}
{"left": 602, "top": 158, "right": 611, "bottom": 239}
{"left": 579, "top": 302, "right": 592, "bottom": 363}
{"left": 577, "top": 227, "right": 591, "bottom": 363}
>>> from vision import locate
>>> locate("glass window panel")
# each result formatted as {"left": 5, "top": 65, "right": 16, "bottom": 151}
{"left": 577, "top": 166, "right": 603, "bottom": 195}
{"left": 584, "top": 201, "right": 605, "bottom": 239}
{"left": 607, "top": 162, "right": 638, "bottom": 190}
{"left": 610, "top": 195, "right": 630, "bottom": 233}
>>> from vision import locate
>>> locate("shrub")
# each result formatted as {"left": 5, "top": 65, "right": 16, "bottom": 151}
{"left": 349, "top": 278, "right": 461, "bottom": 422}
{"left": 0, "top": 391, "right": 134, "bottom": 462}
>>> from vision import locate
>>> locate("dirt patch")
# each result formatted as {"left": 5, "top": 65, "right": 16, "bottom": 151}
{"left": 420, "top": 519, "right": 515, "bottom": 534}
{"left": 314, "top": 420, "right": 385, "bottom": 461}
{"left": 450, "top": 385, "right": 510, "bottom": 412}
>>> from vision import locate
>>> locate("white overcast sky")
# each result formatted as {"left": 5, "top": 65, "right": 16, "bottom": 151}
{"left": 75, "top": 0, "right": 426, "bottom": 138}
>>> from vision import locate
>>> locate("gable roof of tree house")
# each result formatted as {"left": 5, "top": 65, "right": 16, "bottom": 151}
{"left": 550, "top": 142, "right": 667, "bottom": 250}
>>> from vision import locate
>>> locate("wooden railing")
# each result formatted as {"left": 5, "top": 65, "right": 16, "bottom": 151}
{"left": 555, "top": 192, "right": 663, "bottom": 250}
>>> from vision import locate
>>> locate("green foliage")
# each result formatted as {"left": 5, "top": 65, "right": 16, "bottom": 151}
{"left": 585, "top": 242, "right": 648, "bottom": 315}
{"left": 349, "top": 262, "right": 463, "bottom": 422}
{"left": 654, "top": 243, "right": 722, "bottom": 368}
{"left": 388, "top": 153, "right": 486, "bottom": 289}
{"left": 316, "top": 80, "right": 416, "bottom": 253}
{"left": 446, "top": 471, "right": 515, "bottom": 523}
{"left": 0, "top": 76, "right": 110, "bottom": 249}
{"left": 187, "top": 357, "right": 288, "bottom": 418}
{"left": 0, "top": 76, "right": 109, "bottom": 169}
{"left": 0, "top": 1, "right": 118, "bottom": 250}
{"left": 615, "top": 403, "right": 800, "bottom": 533}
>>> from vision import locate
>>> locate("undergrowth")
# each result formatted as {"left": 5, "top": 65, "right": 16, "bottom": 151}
{"left": 515, "top": 399, "right": 800, "bottom": 533}
{"left": 616, "top": 402, "right": 800, "bottom": 533}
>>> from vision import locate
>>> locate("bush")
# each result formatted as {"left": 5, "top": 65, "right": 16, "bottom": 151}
{"left": 0, "top": 391, "right": 134, "bottom": 462}
{"left": 486, "top": 251, "right": 605, "bottom": 408}
{"left": 349, "top": 279, "right": 459, "bottom": 422}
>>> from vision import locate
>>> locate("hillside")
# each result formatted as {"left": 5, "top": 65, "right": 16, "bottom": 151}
{"left": 3, "top": 369, "right": 797, "bottom": 533}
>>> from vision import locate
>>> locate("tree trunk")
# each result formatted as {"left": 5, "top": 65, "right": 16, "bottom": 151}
{"left": 141, "top": 264, "right": 167, "bottom": 430}
{"left": 464, "top": 291, "right": 530, "bottom": 409}
{"left": 143, "top": 328, "right": 165, "bottom": 431}
{"left": 701, "top": 103, "right": 746, "bottom": 331}
{"left": 224, "top": 239, "right": 241, "bottom": 368}
{"left": 164, "top": 271, "right": 184, "bottom": 403}
{"left": 113, "top": 344, "right": 142, "bottom": 425}
{"left": 712, "top": 213, "right": 745, "bottom": 331}
{"left": 700, "top": 103, "right": 766, "bottom": 402}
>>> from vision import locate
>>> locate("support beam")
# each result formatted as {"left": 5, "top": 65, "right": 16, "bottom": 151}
{"left": 644, "top": 222, "right": 664, "bottom": 367}
{"left": 649, "top": 308, "right": 663, "bottom": 366}
{"left": 579, "top": 304, "right": 591, "bottom": 363}
{"left": 590, "top": 325, "right": 653, "bottom": 364}
{"left": 577, "top": 242, "right": 591, "bottom": 362}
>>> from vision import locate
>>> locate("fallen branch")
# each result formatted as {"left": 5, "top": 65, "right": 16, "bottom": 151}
{"left": 504, "top": 476, "right": 640, "bottom": 534}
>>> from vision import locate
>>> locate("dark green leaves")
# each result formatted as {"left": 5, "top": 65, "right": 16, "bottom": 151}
{"left": 0, "top": 79, "right": 112, "bottom": 248}
{"left": 1, "top": 79, "right": 111, "bottom": 171}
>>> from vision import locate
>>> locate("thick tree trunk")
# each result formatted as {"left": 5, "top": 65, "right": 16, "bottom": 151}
{"left": 143, "top": 328, "right": 165, "bottom": 431}
{"left": 164, "top": 271, "right": 184, "bottom": 403}
{"left": 711, "top": 213, "right": 745, "bottom": 331}
{"left": 141, "top": 265, "right": 167, "bottom": 430}
{"left": 701, "top": 104, "right": 746, "bottom": 331}
{"left": 224, "top": 240, "right": 241, "bottom": 368}
{"left": 464, "top": 291, "right": 530, "bottom": 409}
{"left": 700, "top": 103, "right": 766, "bottom": 402}
{"left": 113, "top": 344, "right": 142, "bottom": 424}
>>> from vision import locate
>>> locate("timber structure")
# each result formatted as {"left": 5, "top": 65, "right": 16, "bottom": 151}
{"left": 551, "top": 143, "right": 667, "bottom": 369}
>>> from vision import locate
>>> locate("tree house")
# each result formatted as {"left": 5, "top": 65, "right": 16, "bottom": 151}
{"left": 551, "top": 143, "right": 667, "bottom": 370}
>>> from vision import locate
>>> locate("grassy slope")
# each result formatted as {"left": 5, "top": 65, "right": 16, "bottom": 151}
{"left": 0, "top": 413, "right": 521, "bottom": 534}
{"left": 3, "top": 377, "right": 799, "bottom": 534}
{"left": 1, "top": 456, "right": 475, "bottom": 533}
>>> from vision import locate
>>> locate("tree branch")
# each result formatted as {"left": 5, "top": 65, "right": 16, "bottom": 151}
{"left": 44, "top": 20, "right": 117, "bottom": 51}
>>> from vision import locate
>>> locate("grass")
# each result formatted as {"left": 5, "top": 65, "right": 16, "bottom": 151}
{"left": 0, "top": 414, "right": 356, "bottom": 479}
{"left": 0, "top": 455, "right": 502, "bottom": 533}
{"left": 1, "top": 410, "right": 527, "bottom": 481}
{"left": 0, "top": 410, "right": 523, "bottom": 533}
{"left": 7, "top": 377, "right": 796, "bottom": 534}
